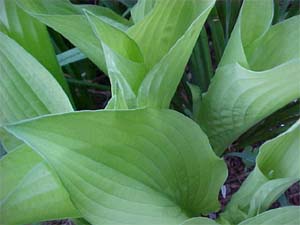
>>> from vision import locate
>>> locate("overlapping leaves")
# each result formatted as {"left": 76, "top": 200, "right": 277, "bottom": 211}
{"left": 1, "top": 0, "right": 300, "bottom": 224}
{"left": 0, "top": 32, "right": 78, "bottom": 224}
{"left": 198, "top": 0, "right": 300, "bottom": 154}
{"left": 218, "top": 120, "right": 300, "bottom": 224}
{"left": 7, "top": 109, "right": 227, "bottom": 225}
{"left": 18, "top": 0, "right": 216, "bottom": 109}
{"left": 0, "top": 0, "right": 70, "bottom": 95}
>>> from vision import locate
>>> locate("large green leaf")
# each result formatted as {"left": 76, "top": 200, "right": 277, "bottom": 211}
{"left": 0, "top": 32, "right": 73, "bottom": 125}
{"left": 17, "top": 0, "right": 131, "bottom": 73}
{"left": 238, "top": 207, "right": 300, "bottom": 225}
{"left": 0, "top": 32, "right": 79, "bottom": 224}
{"left": 197, "top": 0, "right": 300, "bottom": 154}
{"left": 246, "top": 15, "right": 300, "bottom": 70}
{"left": 218, "top": 0, "right": 273, "bottom": 68}
{"left": 136, "top": 0, "right": 215, "bottom": 108}
{"left": 181, "top": 217, "right": 219, "bottom": 225}
{"left": 130, "top": 0, "right": 155, "bottom": 24}
{"left": 7, "top": 108, "right": 227, "bottom": 225}
{"left": 0, "top": 0, "right": 70, "bottom": 96}
{"left": 84, "top": 10, "right": 146, "bottom": 109}
{"left": 0, "top": 145, "right": 80, "bottom": 225}
{"left": 218, "top": 120, "right": 300, "bottom": 224}
{"left": 128, "top": 0, "right": 214, "bottom": 70}
{"left": 198, "top": 60, "right": 300, "bottom": 154}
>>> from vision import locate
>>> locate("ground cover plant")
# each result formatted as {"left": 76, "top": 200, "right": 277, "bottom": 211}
{"left": 0, "top": 0, "right": 299, "bottom": 224}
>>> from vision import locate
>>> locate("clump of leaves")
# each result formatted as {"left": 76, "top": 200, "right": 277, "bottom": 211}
{"left": 0, "top": 0, "right": 299, "bottom": 225}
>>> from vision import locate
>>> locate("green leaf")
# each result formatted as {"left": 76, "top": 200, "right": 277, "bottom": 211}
{"left": 84, "top": 10, "right": 146, "bottom": 108}
{"left": 198, "top": 60, "right": 300, "bottom": 154}
{"left": 198, "top": 3, "right": 300, "bottom": 154}
{"left": 181, "top": 217, "right": 219, "bottom": 225}
{"left": 0, "top": 145, "right": 80, "bottom": 225}
{"left": 128, "top": 0, "right": 215, "bottom": 70}
{"left": 130, "top": 0, "right": 155, "bottom": 24}
{"left": 219, "top": 0, "right": 273, "bottom": 68}
{"left": 0, "top": 128, "right": 22, "bottom": 152}
{"left": 247, "top": 15, "right": 300, "bottom": 70}
{"left": 247, "top": 177, "right": 298, "bottom": 217}
{"left": 136, "top": 0, "right": 215, "bottom": 108}
{"left": 0, "top": 32, "right": 73, "bottom": 126}
{"left": 238, "top": 207, "right": 300, "bottom": 225}
{"left": 17, "top": 0, "right": 131, "bottom": 73}
{"left": 0, "top": 32, "right": 78, "bottom": 224}
{"left": 0, "top": 0, "right": 71, "bottom": 96}
{"left": 7, "top": 108, "right": 227, "bottom": 224}
{"left": 219, "top": 120, "right": 300, "bottom": 224}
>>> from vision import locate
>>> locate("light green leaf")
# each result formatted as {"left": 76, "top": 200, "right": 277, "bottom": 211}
{"left": 181, "top": 217, "right": 219, "bottom": 225}
{"left": 219, "top": 0, "right": 273, "bottom": 67}
{"left": 0, "top": 145, "right": 80, "bottom": 225}
{"left": 247, "top": 177, "right": 298, "bottom": 217}
{"left": 0, "top": 0, "right": 70, "bottom": 96}
{"left": 136, "top": 0, "right": 215, "bottom": 108}
{"left": 128, "top": 0, "right": 215, "bottom": 70}
{"left": 238, "top": 207, "right": 300, "bottom": 225}
{"left": 0, "top": 128, "right": 22, "bottom": 152}
{"left": 84, "top": 10, "right": 146, "bottom": 108}
{"left": 219, "top": 120, "right": 300, "bottom": 224}
{"left": 247, "top": 15, "right": 300, "bottom": 70}
{"left": 197, "top": 1, "right": 300, "bottom": 154}
{"left": 17, "top": 0, "right": 131, "bottom": 73}
{"left": 0, "top": 32, "right": 73, "bottom": 126}
{"left": 198, "top": 60, "right": 300, "bottom": 154}
{"left": 0, "top": 32, "right": 79, "bottom": 224}
{"left": 7, "top": 108, "right": 227, "bottom": 225}
{"left": 130, "top": 0, "right": 156, "bottom": 24}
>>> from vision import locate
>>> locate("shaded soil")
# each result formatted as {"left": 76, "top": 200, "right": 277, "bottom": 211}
{"left": 219, "top": 155, "right": 300, "bottom": 211}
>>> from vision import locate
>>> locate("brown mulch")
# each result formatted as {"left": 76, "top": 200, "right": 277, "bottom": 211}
{"left": 219, "top": 155, "right": 300, "bottom": 211}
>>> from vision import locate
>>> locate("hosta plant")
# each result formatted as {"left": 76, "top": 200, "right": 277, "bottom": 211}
{"left": 0, "top": 0, "right": 299, "bottom": 225}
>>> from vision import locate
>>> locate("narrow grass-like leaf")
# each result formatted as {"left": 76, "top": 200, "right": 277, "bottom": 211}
{"left": 57, "top": 48, "right": 86, "bottom": 66}
{"left": 7, "top": 108, "right": 227, "bottom": 225}
{"left": 207, "top": 7, "right": 225, "bottom": 64}
{"left": 189, "top": 29, "right": 213, "bottom": 92}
